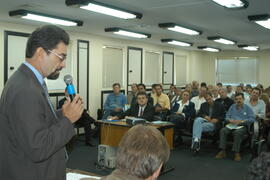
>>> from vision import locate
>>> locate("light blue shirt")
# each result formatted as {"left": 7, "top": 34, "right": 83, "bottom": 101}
{"left": 245, "top": 99, "right": 266, "bottom": 119}
{"left": 23, "top": 61, "right": 44, "bottom": 86}
{"left": 104, "top": 93, "right": 127, "bottom": 111}
{"left": 226, "top": 104, "right": 255, "bottom": 126}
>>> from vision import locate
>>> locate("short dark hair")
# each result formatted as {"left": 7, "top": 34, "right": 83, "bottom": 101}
{"left": 217, "top": 82, "right": 223, "bottom": 86}
{"left": 237, "top": 85, "right": 243, "bottom": 90}
{"left": 201, "top": 82, "right": 207, "bottom": 88}
{"left": 137, "top": 83, "right": 146, "bottom": 90}
{"left": 235, "top": 92, "right": 244, "bottom": 99}
{"left": 136, "top": 92, "right": 148, "bottom": 98}
{"left": 151, "top": 84, "right": 156, "bottom": 88}
{"left": 116, "top": 125, "right": 170, "bottom": 179}
{"left": 113, "top": 83, "right": 121, "bottom": 88}
{"left": 226, "top": 85, "right": 232, "bottom": 88}
{"left": 26, "top": 25, "right": 70, "bottom": 58}
{"left": 154, "top": 84, "right": 163, "bottom": 89}
{"left": 253, "top": 87, "right": 262, "bottom": 94}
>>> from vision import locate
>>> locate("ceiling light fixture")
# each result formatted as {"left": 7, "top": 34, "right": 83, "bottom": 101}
{"left": 66, "top": 0, "right": 142, "bottom": 19}
{"left": 161, "top": 39, "right": 192, "bottom": 47}
{"left": 211, "top": 0, "right": 249, "bottom": 9}
{"left": 238, "top": 45, "right": 259, "bottom": 51}
{"left": 198, "top": 46, "right": 220, "bottom": 52}
{"left": 159, "top": 23, "right": 201, "bottom": 36}
{"left": 248, "top": 14, "right": 270, "bottom": 30}
{"left": 9, "top": 9, "right": 83, "bottom": 26}
{"left": 105, "top": 27, "right": 151, "bottom": 39}
{"left": 207, "top": 36, "right": 236, "bottom": 45}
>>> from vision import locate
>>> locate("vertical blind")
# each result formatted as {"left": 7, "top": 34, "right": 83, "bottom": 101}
{"left": 216, "top": 58, "right": 258, "bottom": 85}
{"left": 102, "top": 47, "right": 124, "bottom": 88}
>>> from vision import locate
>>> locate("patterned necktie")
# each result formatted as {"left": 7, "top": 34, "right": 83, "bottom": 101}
{"left": 42, "top": 82, "right": 69, "bottom": 161}
{"left": 139, "top": 107, "right": 144, "bottom": 117}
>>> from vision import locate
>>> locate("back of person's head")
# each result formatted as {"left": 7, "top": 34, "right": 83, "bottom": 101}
{"left": 246, "top": 152, "right": 270, "bottom": 180}
{"left": 26, "top": 25, "right": 69, "bottom": 58}
{"left": 116, "top": 125, "right": 170, "bottom": 179}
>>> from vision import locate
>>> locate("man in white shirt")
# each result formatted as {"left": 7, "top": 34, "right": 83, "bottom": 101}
{"left": 226, "top": 85, "right": 235, "bottom": 98}
{"left": 191, "top": 86, "right": 207, "bottom": 113}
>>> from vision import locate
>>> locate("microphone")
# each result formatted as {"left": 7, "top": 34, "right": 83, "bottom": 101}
{"left": 64, "top": 74, "right": 76, "bottom": 101}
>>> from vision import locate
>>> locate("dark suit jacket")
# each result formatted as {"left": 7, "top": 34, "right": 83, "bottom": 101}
{"left": 198, "top": 101, "right": 226, "bottom": 121}
{"left": 118, "top": 103, "right": 155, "bottom": 121}
{"left": 215, "top": 97, "right": 234, "bottom": 112}
{"left": 0, "top": 64, "right": 75, "bottom": 180}
{"left": 170, "top": 101, "right": 196, "bottom": 119}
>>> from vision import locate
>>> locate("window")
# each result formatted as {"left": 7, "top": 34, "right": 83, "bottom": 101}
{"left": 102, "top": 46, "right": 124, "bottom": 88}
{"left": 216, "top": 58, "right": 258, "bottom": 86}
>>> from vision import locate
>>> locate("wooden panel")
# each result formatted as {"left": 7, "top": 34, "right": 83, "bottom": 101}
{"left": 98, "top": 120, "right": 174, "bottom": 149}
{"left": 164, "top": 128, "right": 174, "bottom": 150}
{"left": 100, "top": 124, "right": 130, "bottom": 147}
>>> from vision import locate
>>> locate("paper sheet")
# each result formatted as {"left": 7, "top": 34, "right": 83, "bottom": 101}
{"left": 66, "top": 172, "right": 101, "bottom": 180}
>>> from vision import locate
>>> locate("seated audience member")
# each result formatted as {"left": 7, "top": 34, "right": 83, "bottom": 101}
{"left": 152, "top": 84, "right": 170, "bottom": 121}
{"left": 191, "top": 80, "right": 200, "bottom": 98}
{"left": 191, "top": 86, "right": 207, "bottom": 113}
{"left": 185, "top": 84, "right": 192, "bottom": 94}
{"left": 257, "top": 83, "right": 264, "bottom": 92}
{"left": 136, "top": 83, "right": 154, "bottom": 105}
{"left": 170, "top": 87, "right": 182, "bottom": 108}
{"left": 212, "top": 86, "right": 220, "bottom": 100}
{"left": 191, "top": 92, "right": 225, "bottom": 152}
{"left": 245, "top": 84, "right": 253, "bottom": 96}
{"left": 127, "top": 83, "right": 138, "bottom": 105}
{"left": 264, "top": 87, "right": 270, "bottom": 98}
{"left": 215, "top": 88, "right": 234, "bottom": 112}
{"left": 226, "top": 85, "right": 235, "bottom": 99}
{"left": 99, "top": 125, "right": 170, "bottom": 180}
{"left": 111, "top": 92, "right": 155, "bottom": 121}
{"left": 150, "top": 84, "right": 156, "bottom": 97}
{"left": 260, "top": 93, "right": 270, "bottom": 118}
{"left": 170, "top": 90, "right": 196, "bottom": 146}
{"left": 200, "top": 82, "right": 207, "bottom": 88}
{"left": 207, "top": 85, "right": 214, "bottom": 92}
{"left": 58, "top": 89, "right": 95, "bottom": 146}
{"left": 217, "top": 82, "right": 223, "bottom": 89}
{"left": 246, "top": 152, "right": 270, "bottom": 180}
{"left": 167, "top": 84, "right": 176, "bottom": 101}
{"left": 231, "top": 85, "right": 249, "bottom": 100}
{"left": 103, "top": 83, "right": 127, "bottom": 119}
{"left": 245, "top": 87, "right": 266, "bottom": 119}
{"left": 216, "top": 93, "right": 255, "bottom": 161}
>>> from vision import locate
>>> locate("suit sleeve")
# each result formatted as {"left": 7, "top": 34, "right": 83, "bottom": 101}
{"left": 10, "top": 88, "right": 75, "bottom": 163}
{"left": 142, "top": 106, "right": 155, "bottom": 121}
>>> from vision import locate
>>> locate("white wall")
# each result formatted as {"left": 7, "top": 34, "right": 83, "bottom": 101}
{"left": 1, "top": 21, "right": 269, "bottom": 118}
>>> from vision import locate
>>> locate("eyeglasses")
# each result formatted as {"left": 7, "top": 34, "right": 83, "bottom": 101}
{"left": 47, "top": 49, "right": 67, "bottom": 61}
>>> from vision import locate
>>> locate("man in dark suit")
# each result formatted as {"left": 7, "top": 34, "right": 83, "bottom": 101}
{"left": 59, "top": 89, "right": 95, "bottom": 146}
{"left": 130, "top": 83, "right": 154, "bottom": 106}
{"left": 0, "top": 25, "right": 84, "bottom": 180}
{"left": 191, "top": 92, "right": 225, "bottom": 153}
{"left": 111, "top": 92, "right": 155, "bottom": 121}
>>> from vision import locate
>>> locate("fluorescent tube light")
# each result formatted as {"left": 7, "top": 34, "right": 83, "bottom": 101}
{"left": 248, "top": 14, "right": 270, "bottom": 30}
{"left": 105, "top": 27, "right": 151, "bottom": 39}
{"left": 211, "top": 0, "right": 248, "bottom": 8}
{"left": 198, "top": 46, "right": 220, "bottom": 52}
{"left": 238, "top": 45, "right": 259, "bottom": 51}
{"left": 66, "top": 0, "right": 142, "bottom": 19}
{"left": 207, "top": 36, "right": 236, "bottom": 45}
{"left": 9, "top": 9, "right": 83, "bottom": 26}
{"left": 161, "top": 39, "right": 192, "bottom": 47}
{"left": 159, "top": 23, "right": 201, "bottom": 36}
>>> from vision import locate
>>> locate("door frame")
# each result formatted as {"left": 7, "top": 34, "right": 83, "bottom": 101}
{"left": 162, "top": 51, "right": 174, "bottom": 85}
{"left": 4, "top": 31, "right": 30, "bottom": 84}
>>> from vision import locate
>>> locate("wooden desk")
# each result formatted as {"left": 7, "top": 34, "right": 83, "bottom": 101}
{"left": 97, "top": 120, "right": 174, "bottom": 149}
